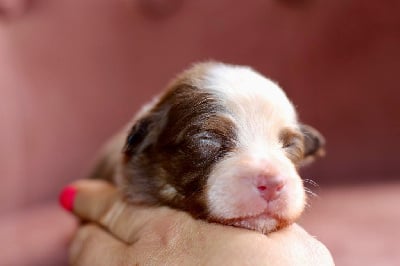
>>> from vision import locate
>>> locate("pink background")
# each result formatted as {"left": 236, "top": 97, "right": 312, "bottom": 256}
{"left": 1, "top": 0, "right": 399, "bottom": 265}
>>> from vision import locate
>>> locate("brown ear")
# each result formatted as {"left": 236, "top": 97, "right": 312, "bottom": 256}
{"left": 123, "top": 109, "right": 167, "bottom": 158}
{"left": 300, "top": 124, "right": 326, "bottom": 163}
{"left": 124, "top": 117, "right": 153, "bottom": 157}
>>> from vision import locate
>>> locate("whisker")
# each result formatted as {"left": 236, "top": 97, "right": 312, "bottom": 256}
{"left": 304, "top": 187, "right": 318, "bottom": 198}
{"left": 303, "top": 179, "right": 319, "bottom": 187}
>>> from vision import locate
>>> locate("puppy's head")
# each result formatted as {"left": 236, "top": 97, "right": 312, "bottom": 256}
{"left": 121, "top": 62, "right": 325, "bottom": 233}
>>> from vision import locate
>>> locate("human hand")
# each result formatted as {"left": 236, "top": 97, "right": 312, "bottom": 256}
{"left": 61, "top": 180, "right": 334, "bottom": 266}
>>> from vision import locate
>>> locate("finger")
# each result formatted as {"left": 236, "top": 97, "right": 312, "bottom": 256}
{"left": 69, "top": 224, "right": 127, "bottom": 266}
{"left": 59, "top": 179, "right": 182, "bottom": 243}
{"left": 60, "top": 179, "right": 120, "bottom": 223}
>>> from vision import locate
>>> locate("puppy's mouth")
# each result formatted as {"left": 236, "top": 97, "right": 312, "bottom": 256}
{"left": 209, "top": 202, "right": 292, "bottom": 234}
{"left": 227, "top": 212, "right": 291, "bottom": 234}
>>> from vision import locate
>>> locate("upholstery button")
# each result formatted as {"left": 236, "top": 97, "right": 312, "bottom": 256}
{"left": 137, "top": 0, "right": 183, "bottom": 19}
{"left": 0, "top": 0, "right": 31, "bottom": 19}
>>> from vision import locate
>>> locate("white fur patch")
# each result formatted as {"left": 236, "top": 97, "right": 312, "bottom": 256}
{"left": 199, "top": 63, "right": 305, "bottom": 232}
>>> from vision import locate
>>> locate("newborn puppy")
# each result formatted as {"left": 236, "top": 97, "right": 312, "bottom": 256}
{"left": 91, "top": 62, "right": 325, "bottom": 234}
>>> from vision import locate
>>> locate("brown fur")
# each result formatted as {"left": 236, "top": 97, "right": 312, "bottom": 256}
{"left": 121, "top": 83, "right": 237, "bottom": 218}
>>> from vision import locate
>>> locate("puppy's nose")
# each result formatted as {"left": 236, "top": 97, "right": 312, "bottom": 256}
{"left": 257, "top": 177, "right": 285, "bottom": 201}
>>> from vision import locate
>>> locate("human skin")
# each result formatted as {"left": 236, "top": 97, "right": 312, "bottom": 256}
{"left": 63, "top": 180, "right": 334, "bottom": 266}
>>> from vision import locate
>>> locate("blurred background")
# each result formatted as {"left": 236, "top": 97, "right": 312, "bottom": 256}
{"left": 0, "top": 0, "right": 399, "bottom": 265}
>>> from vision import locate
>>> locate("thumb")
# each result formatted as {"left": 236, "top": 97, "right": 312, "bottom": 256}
{"left": 59, "top": 179, "right": 120, "bottom": 223}
{"left": 59, "top": 179, "right": 173, "bottom": 244}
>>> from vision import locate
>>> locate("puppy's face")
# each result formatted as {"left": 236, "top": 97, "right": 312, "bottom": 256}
{"left": 121, "top": 62, "right": 324, "bottom": 233}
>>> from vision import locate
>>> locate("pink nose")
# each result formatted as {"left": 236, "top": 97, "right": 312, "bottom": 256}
{"left": 257, "top": 178, "right": 285, "bottom": 201}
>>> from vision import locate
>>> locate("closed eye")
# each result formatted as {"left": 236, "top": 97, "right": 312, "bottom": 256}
{"left": 194, "top": 132, "right": 222, "bottom": 153}
{"left": 280, "top": 132, "right": 302, "bottom": 149}
{"left": 182, "top": 130, "right": 223, "bottom": 162}
{"left": 282, "top": 138, "right": 297, "bottom": 149}
{"left": 279, "top": 129, "right": 305, "bottom": 163}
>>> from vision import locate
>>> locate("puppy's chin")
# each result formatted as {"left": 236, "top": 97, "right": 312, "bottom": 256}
{"left": 207, "top": 199, "right": 304, "bottom": 234}
{"left": 212, "top": 212, "right": 295, "bottom": 234}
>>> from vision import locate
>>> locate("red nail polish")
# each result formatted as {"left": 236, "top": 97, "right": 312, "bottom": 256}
{"left": 59, "top": 186, "right": 77, "bottom": 212}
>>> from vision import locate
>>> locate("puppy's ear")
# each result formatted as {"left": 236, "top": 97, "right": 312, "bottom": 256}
{"left": 123, "top": 111, "right": 167, "bottom": 158}
{"left": 300, "top": 124, "right": 326, "bottom": 164}
{"left": 124, "top": 117, "right": 153, "bottom": 157}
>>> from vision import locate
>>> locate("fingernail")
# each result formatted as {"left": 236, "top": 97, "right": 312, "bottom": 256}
{"left": 59, "top": 186, "right": 77, "bottom": 212}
